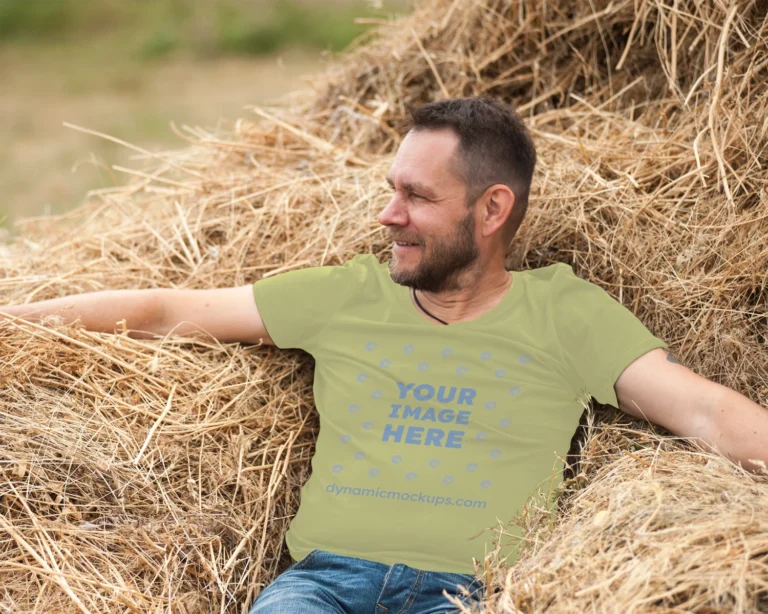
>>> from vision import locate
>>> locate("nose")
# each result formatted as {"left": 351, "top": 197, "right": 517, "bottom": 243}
{"left": 378, "top": 193, "right": 408, "bottom": 228}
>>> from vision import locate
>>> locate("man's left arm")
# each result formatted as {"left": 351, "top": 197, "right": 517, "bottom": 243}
{"left": 615, "top": 348, "right": 768, "bottom": 473}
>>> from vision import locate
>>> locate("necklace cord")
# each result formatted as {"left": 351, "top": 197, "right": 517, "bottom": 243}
{"left": 411, "top": 288, "right": 449, "bottom": 325}
{"left": 410, "top": 274, "right": 513, "bottom": 326}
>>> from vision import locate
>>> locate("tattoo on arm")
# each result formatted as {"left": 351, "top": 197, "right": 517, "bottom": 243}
{"left": 666, "top": 351, "right": 682, "bottom": 365}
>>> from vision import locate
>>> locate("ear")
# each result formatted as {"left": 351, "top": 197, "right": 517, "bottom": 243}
{"left": 479, "top": 185, "right": 515, "bottom": 238}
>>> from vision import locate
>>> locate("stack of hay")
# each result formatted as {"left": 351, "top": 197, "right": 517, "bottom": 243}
{"left": 1, "top": 0, "right": 766, "bottom": 611}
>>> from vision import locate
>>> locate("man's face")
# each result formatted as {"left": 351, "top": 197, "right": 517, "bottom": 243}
{"left": 378, "top": 128, "right": 480, "bottom": 293}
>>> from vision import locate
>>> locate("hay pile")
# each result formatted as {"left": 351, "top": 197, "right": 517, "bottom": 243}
{"left": 1, "top": 0, "right": 767, "bottom": 611}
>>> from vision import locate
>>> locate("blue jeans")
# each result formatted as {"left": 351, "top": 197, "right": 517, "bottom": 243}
{"left": 249, "top": 549, "right": 486, "bottom": 613}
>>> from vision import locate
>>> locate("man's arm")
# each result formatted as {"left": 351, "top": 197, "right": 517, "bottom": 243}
{"left": 0, "top": 285, "right": 274, "bottom": 345}
{"left": 614, "top": 348, "right": 768, "bottom": 473}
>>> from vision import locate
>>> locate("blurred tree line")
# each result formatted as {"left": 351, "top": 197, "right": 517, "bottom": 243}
{"left": 0, "top": 0, "right": 403, "bottom": 57}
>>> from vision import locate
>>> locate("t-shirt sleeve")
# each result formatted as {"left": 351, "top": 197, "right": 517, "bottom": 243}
{"left": 552, "top": 263, "right": 669, "bottom": 408}
{"left": 252, "top": 256, "right": 366, "bottom": 352}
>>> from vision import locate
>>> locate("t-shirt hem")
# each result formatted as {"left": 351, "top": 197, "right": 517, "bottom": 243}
{"left": 602, "top": 337, "right": 669, "bottom": 406}
{"left": 287, "top": 533, "right": 480, "bottom": 575}
{"left": 252, "top": 281, "right": 287, "bottom": 349}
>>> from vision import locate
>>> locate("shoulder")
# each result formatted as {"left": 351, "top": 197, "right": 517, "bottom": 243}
{"left": 296, "top": 254, "right": 387, "bottom": 299}
{"left": 520, "top": 263, "right": 616, "bottom": 327}
{"left": 524, "top": 262, "right": 606, "bottom": 295}
{"left": 520, "top": 262, "right": 593, "bottom": 295}
{"left": 275, "top": 253, "right": 381, "bottom": 281}
{"left": 340, "top": 253, "right": 383, "bottom": 271}
{"left": 333, "top": 253, "right": 385, "bottom": 282}
{"left": 521, "top": 261, "right": 573, "bottom": 283}
{"left": 253, "top": 254, "right": 381, "bottom": 298}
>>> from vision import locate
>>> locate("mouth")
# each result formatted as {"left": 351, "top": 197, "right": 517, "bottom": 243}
{"left": 393, "top": 240, "right": 421, "bottom": 253}
{"left": 393, "top": 238, "right": 421, "bottom": 247}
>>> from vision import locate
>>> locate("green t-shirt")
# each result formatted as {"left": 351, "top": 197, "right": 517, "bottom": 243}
{"left": 252, "top": 254, "right": 667, "bottom": 574}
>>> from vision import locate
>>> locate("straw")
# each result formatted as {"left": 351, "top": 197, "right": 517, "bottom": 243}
{"left": 1, "top": 0, "right": 767, "bottom": 611}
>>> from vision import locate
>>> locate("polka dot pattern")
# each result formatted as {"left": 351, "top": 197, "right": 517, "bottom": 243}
{"left": 342, "top": 339, "right": 537, "bottom": 492}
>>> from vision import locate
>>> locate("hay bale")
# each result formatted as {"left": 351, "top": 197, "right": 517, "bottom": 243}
{"left": 1, "top": 0, "right": 766, "bottom": 611}
{"left": 475, "top": 411, "right": 768, "bottom": 612}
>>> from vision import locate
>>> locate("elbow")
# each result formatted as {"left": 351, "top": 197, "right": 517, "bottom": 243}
{"left": 685, "top": 389, "right": 726, "bottom": 456}
{"left": 692, "top": 387, "right": 768, "bottom": 473}
{"left": 128, "top": 289, "right": 168, "bottom": 338}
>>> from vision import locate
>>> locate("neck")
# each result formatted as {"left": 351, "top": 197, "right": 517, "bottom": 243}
{"left": 412, "top": 269, "right": 513, "bottom": 324}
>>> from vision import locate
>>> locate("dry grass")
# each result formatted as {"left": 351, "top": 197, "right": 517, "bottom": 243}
{"left": 1, "top": 0, "right": 767, "bottom": 611}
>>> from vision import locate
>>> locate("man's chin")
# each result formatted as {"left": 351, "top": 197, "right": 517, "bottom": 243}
{"left": 388, "top": 261, "right": 419, "bottom": 288}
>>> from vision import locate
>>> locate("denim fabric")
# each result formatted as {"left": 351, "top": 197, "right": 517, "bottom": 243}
{"left": 249, "top": 549, "right": 486, "bottom": 613}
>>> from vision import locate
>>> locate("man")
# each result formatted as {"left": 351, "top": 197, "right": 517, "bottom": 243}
{"left": 2, "top": 97, "right": 766, "bottom": 614}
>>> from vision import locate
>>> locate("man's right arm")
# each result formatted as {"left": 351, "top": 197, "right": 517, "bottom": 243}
{"left": 0, "top": 285, "right": 274, "bottom": 345}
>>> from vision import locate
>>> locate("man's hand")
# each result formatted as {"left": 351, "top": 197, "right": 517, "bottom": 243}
{"left": 0, "top": 285, "right": 274, "bottom": 345}
{"left": 615, "top": 348, "right": 768, "bottom": 473}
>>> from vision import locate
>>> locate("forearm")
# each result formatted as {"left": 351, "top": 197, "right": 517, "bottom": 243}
{"left": 704, "top": 387, "right": 768, "bottom": 474}
{"left": 0, "top": 290, "right": 164, "bottom": 338}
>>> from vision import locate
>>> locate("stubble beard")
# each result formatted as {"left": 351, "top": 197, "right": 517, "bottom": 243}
{"left": 388, "top": 209, "right": 480, "bottom": 293}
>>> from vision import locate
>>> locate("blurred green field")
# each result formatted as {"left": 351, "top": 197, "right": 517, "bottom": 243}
{"left": 0, "top": 0, "right": 389, "bottom": 57}
{"left": 0, "top": 0, "right": 409, "bottom": 228}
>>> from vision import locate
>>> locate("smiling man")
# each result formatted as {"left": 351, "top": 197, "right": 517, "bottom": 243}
{"left": 2, "top": 97, "right": 767, "bottom": 614}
